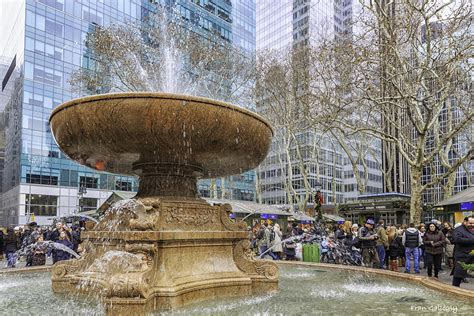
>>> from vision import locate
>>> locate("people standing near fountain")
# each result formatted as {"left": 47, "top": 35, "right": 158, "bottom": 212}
{"left": 22, "top": 222, "right": 40, "bottom": 267}
{"left": 418, "top": 224, "right": 426, "bottom": 269}
{"left": 258, "top": 222, "right": 278, "bottom": 260}
{"left": 272, "top": 223, "right": 283, "bottom": 260}
{"left": 48, "top": 222, "right": 71, "bottom": 242}
{"left": 31, "top": 235, "right": 48, "bottom": 266}
{"left": 402, "top": 223, "right": 423, "bottom": 274}
{"left": 443, "top": 223, "right": 455, "bottom": 269}
{"left": 70, "top": 225, "right": 82, "bottom": 253}
{"left": 387, "top": 227, "right": 402, "bottom": 272}
{"left": 451, "top": 217, "right": 474, "bottom": 287}
{"left": 423, "top": 223, "right": 446, "bottom": 278}
{"left": 4, "top": 227, "right": 20, "bottom": 268}
{"left": 358, "top": 219, "right": 380, "bottom": 268}
{"left": 375, "top": 219, "right": 389, "bottom": 269}
{"left": 335, "top": 221, "right": 353, "bottom": 252}
{"left": 52, "top": 231, "right": 74, "bottom": 264}
{"left": 0, "top": 228, "right": 4, "bottom": 261}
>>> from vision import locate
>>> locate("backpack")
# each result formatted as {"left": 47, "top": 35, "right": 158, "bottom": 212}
{"left": 352, "top": 237, "right": 361, "bottom": 249}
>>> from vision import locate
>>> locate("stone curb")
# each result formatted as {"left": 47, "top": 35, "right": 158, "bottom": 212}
{"left": 277, "top": 261, "right": 474, "bottom": 301}
{"left": 0, "top": 265, "right": 52, "bottom": 274}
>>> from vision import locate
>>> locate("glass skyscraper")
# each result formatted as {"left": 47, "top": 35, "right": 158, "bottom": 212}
{"left": 0, "top": 0, "right": 256, "bottom": 226}
{"left": 255, "top": 0, "right": 383, "bottom": 208}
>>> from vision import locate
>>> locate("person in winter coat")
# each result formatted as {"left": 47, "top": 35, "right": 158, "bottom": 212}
{"left": 0, "top": 229, "right": 4, "bottom": 260}
{"left": 418, "top": 224, "right": 426, "bottom": 269}
{"left": 387, "top": 227, "right": 402, "bottom": 272}
{"left": 358, "top": 219, "right": 380, "bottom": 268}
{"left": 335, "top": 224, "right": 346, "bottom": 241}
{"left": 444, "top": 224, "right": 455, "bottom": 268}
{"left": 70, "top": 225, "right": 82, "bottom": 253}
{"left": 52, "top": 231, "right": 74, "bottom": 264}
{"left": 402, "top": 223, "right": 423, "bottom": 274}
{"left": 32, "top": 235, "right": 47, "bottom": 266}
{"left": 48, "top": 222, "right": 71, "bottom": 242}
{"left": 451, "top": 217, "right": 474, "bottom": 287}
{"left": 258, "top": 222, "right": 277, "bottom": 260}
{"left": 335, "top": 221, "right": 353, "bottom": 249}
{"left": 272, "top": 223, "right": 283, "bottom": 259}
{"left": 376, "top": 219, "right": 389, "bottom": 269}
{"left": 423, "top": 223, "right": 446, "bottom": 278}
{"left": 4, "top": 227, "right": 20, "bottom": 268}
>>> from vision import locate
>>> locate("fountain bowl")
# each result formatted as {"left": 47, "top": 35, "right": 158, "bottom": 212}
{"left": 49, "top": 92, "right": 273, "bottom": 178}
{"left": 47, "top": 92, "right": 278, "bottom": 314}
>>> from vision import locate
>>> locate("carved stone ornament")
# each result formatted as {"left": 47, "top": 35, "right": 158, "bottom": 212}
{"left": 162, "top": 206, "right": 218, "bottom": 226}
{"left": 219, "top": 203, "right": 247, "bottom": 231}
{"left": 233, "top": 239, "right": 279, "bottom": 280}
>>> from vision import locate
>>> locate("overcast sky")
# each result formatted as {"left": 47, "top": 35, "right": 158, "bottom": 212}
{"left": 0, "top": 0, "right": 25, "bottom": 58}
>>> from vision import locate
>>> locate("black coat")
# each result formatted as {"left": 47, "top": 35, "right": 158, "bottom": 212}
{"left": 4, "top": 233, "right": 20, "bottom": 253}
{"left": 0, "top": 231, "right": 4, "bottom": 253}
{"left": 388, "top": 236, "right": 403, "bottom": 258}
{"left": 52, "top": 239, "right": 74, "bottom": 262}
{"left": 451, "top": 224, "right": 474, "bottom": 279}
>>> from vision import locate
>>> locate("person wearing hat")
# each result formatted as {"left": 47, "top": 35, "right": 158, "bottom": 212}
{"left": 423, "top": 222, "right": 446, "bottom": 278}
{"left": 358, "top": 218, "right": 380, "bottom": 268}
{"left": 402, "top": 223, "right": 423, "bottom": 274}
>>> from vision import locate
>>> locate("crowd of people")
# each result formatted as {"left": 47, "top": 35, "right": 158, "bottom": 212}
{"left": 1, "top": 216, "right": 472, "bottom": 289}
{"left": 251, "top": 216, "right": 474, "bottom": 288}
{"left": 0, "top": 221, "right": 82, "bottom": 268}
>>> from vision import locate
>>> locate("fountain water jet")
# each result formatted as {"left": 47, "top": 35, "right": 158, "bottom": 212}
{"left": 49, "top": 92, "right": 278, "bottom": 315}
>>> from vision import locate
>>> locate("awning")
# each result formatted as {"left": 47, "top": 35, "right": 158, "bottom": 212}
{"left": 435, "top": 186, "right": 474, "bottom": 206}
{"left": 323, "top": 213, "right": 345, "bottom": 222}
{"left": 289, "top": 212, "right": 315, "bottom": 222}
{"left": 204, "top": 199, "right": 289, "bottom": 216}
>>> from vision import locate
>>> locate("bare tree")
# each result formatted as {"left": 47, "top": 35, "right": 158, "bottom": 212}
{"left": 69, "top": 7, "right": 255, "bottom": 106}
{"left": 315, "top": 0, "right": 473, "bottom": 223}
{"left": 255, "top": 47, "right": 325, "bottom": 211}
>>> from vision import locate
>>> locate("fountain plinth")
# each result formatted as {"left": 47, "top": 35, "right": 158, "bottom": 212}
{"left": 49, "top": 92, "right": 278, "bottom": 314}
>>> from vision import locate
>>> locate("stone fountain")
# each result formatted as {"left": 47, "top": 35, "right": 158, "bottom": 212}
{"left": 49, "top": 92, "right": 278, "bottom": 314}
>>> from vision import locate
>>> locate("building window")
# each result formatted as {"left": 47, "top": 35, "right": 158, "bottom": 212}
{"left": 26, "top": 194, "right": 57, "bottom": 216}
{"left": 26, "top": 173, "right": 58, "bottom": 185}
{"left": 115, "top": 180, "right": 132, "bottom": 191}
{"left": 80, "top": 197, "right": 98, "bottom": 212}
{"left": 80, "top": 176, "right": 98, "bottom": 189}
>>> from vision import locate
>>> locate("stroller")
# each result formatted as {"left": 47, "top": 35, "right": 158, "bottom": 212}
{"left": 283, "top": 239, "right": 297, "bottom": 260}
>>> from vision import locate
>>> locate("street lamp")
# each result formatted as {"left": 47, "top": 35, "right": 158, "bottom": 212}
{"left": 314, "top": 180, "right": 323, "bottom": 221}
{"left": 76, "top": 185, "right": 87, "bottom": 214}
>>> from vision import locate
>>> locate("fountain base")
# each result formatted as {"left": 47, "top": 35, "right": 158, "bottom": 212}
{"left": 51, "top": 198, "right": 278, "bottom": 315}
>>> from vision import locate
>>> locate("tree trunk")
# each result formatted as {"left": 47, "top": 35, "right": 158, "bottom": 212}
{"left": 442, "top": 169, "right": 456, "bottom": 200}
{"left": 409, "top": 167, "right": 423, "bottom": 225}
{"left": 255, "top": 168, "right": 263, "bottom": 204}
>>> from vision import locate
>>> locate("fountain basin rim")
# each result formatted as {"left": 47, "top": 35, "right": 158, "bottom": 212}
{"left": 0, "top": 265, "right": 52, "bottom": 274}
{"left": 49, "top": 92, "right": 273, "bottom": 136}
{"left": 277, "top": 261, "right": 474, "bottom": 301}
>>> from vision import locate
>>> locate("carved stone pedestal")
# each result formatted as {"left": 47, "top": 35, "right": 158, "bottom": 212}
{"left": 51, "top": 199, "right": 279, "bottom": 315}
{"left": 48, "top": 93, "right": 278, "bottom": 314}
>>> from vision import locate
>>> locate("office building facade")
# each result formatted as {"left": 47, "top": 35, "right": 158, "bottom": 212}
{"left": 0, "top": 0, "right": 256, "bottom": 226}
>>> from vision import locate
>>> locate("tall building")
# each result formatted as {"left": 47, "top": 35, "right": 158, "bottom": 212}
{"left": 375, "top": 4, "right": 473, "bottom": 207}
{"left": 255, "top": 0, "right": 383, "bottom": 207}
{"left": 0, "top": 0, "right": 256, "bottom": 226}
